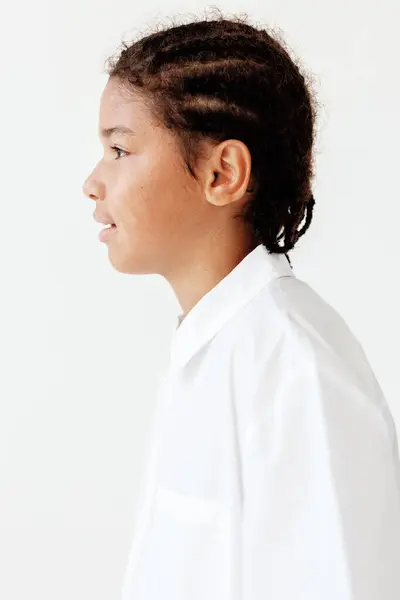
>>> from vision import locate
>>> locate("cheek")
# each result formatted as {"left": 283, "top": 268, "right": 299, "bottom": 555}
{"left": 111, "top": 184, "right": 162, "bottom": 238}
{"left": 114, "top": 155, "right": 192, "bottom": 231}
{"left": 110, "top": 175, "right": 142, "bottom": 223}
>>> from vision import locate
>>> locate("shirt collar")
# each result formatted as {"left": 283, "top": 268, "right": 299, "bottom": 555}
{"left": 170, "top": 243, "right": 294, "bottom": 372}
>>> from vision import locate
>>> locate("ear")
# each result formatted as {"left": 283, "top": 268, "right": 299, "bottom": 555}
{"left": 204, "top": 139, "right": 253, "bottom": 209}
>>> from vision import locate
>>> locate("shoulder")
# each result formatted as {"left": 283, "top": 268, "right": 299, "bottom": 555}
{"left": 230, "top": 273, "right": 372, "bottom": 375}
{"left": 228, "top": 274, "right": 350, "bottom": 372}
{"left": 228, "top": 275, "right": 394, "bottom": 447}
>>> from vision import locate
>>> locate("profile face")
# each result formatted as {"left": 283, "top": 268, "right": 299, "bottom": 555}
{"left": 82, "top": 76, "right": 210, "bottom": 276}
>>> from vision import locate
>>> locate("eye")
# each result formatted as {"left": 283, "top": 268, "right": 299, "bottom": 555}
{"left": 110, "top": 145, "right": 127, "bottom": 160}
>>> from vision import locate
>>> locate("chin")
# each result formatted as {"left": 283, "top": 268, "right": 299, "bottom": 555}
{"left": 108, "top": 251, "right": 156, "bottom": 276}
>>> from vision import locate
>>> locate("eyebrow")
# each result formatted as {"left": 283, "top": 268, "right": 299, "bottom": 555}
{"left": 99, "top": 126, "right": 136, "bottom": 139}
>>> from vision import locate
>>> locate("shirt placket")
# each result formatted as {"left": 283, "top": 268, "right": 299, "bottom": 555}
{"left": 121, "top": 350, "right": 177, "bottom": 598}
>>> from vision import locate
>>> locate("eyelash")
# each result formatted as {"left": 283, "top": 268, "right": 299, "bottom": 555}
{"left": 110, "top": 145, "right": 127, "bottom": 160}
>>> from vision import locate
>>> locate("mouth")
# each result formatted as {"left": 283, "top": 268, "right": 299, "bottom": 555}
{"left": 99, "top": 223, "right": 118, "bottom": 242}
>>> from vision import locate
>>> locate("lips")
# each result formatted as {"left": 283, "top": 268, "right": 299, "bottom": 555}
{"left": 98, "top": 223, "right": 118, "bottom": 242}
{"left": 93, "top": 211, "right": 115, "bottom": 225}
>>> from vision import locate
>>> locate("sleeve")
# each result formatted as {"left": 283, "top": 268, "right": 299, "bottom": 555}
{"left": 240, "top": 331, "right": 400, "bottom": 600}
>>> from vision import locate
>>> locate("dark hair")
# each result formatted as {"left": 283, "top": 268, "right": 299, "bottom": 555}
{"left": 104, "top": 9, "right": 317, "bottom": 256}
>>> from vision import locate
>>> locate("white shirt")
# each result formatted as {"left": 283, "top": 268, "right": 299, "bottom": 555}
{"left": 121, "top": 243, "right": 400, "bottom": 600}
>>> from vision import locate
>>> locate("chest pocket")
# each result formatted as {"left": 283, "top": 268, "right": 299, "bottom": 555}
{"left": 135, "top": 484, "right": 231, "bottom": 600}
{"left": 154, "top": 484, "right": 230, "bottom": 531}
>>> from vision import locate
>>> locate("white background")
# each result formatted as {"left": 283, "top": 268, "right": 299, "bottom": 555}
{"left": 1, "top": 1, "right": 399, "bottom": 598}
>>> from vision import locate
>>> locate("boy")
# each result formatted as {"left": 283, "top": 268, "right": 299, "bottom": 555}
{"left": 83, "top": 13, "right": 400, "bottom": 600}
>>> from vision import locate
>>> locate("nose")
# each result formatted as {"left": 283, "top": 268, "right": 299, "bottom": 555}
{"left": 82, "top": 173, "right": 102, "bottom": 201}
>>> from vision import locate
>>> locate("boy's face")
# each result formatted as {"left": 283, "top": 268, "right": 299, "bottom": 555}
{"left": 82, "top": 76, "right": 215, "bottom": 276}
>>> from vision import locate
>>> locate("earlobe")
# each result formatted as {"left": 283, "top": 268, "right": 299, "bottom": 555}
{"left": 206, "top": 165, "right": 231, "bottom": 206}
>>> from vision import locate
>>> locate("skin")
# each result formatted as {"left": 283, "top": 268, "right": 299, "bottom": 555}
{"left": 82, "top": 76, "right": 258, "bottom": 323}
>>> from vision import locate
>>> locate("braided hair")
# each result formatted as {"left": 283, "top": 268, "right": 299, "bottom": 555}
{"left": 104, "top": 10, "right": 317, "bottom": 257}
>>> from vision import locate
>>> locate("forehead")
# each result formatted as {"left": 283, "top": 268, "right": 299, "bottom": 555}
{"left": 98, "top": 78, "right": 148, "bottom": 136}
